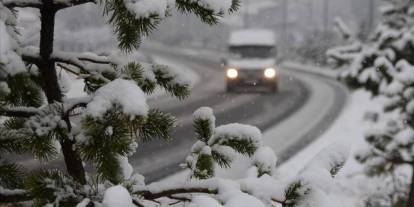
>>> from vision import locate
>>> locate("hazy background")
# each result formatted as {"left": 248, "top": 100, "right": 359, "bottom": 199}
{"left": 17, "top": 0, "right": 380, "bottom": 64}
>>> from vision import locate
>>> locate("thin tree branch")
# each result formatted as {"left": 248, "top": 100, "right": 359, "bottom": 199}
{"left": 63, "top": 100, "right": 88, "bottom": 119}
{"left": 136, "top": 187, "right": 218, "bottom": 200}
{"left": 1, "top": 187, "right": 214, "bottom": 204}
{"left": 3, "top": 0, "right": 42, "bottom": 8}
{"left": 78, "top": 56, "right": 112, "bottom": 65}
{"left": 167, "top": 195, "right": 191, "bottom": 202}
{"left": 272, "top": 198, "right": 286, "bottom": 206}
{"left": 132, "top": 199, "right": 145, "bottom": 207}
{"left": 136, "top": 186, "right": 287, "bottom": 206}
{"left": 0, "top": 107, "right": 38, "bottom": 117}
{"left": 22, "top": 47, "right": 112, "bottom": 70}
{"left": 57, "top": 63, "right": 80, "bottom": 76}
{"left": 0, "top": 184, "right": 287, "bottom": 205}
{"left": 22, "top": 47, "right": 112, "bottom": 83}
{"left": 134, "top": 178, "right": 289, "bottom": 205}
{"left": 0, "top": 189, "right": 32, "bottom": 203}
{"left": 52, "top": 51, "right": 112, "bottom": 69}
{"left": 3, "top": 0, "right": 96, "bottom": 10}
{"left": 169, "top": 200, "right": 182, "bottom": 205}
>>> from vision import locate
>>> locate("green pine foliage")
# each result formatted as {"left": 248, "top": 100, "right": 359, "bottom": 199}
{"left": 214, "top": 137, "right": 257, "bottom": 156}
{"left": 328, "top": 0, "right": 414, "bottom": 205}
{"left": 2, "top": 73, "right": 43, "bottom": 107}
{"left": 283, "top": 181, "right": 311, "bottom": 207}
{"left": 152, "top": 65, "right": 191, "bottom": 99}
{"left": 122, "top": 62, "right": 157, "bottom": 94}
{"left": 26, "top": 170, "right": 79, "bottom": 207}
{"left": 138, "top": 109, "right": 176, "bottom": 142}
{"left": 80, "top": 106, "right": 138, "bottom": 183}
{"left": 329, "top": 161, "right": 345, "bottom": 178}
{"left": 83, "top": 71, "right": 117, "bottom": 93}
{"left": 0, "top": 163, "right": 25, "bottom": 189}
{"left": 0, "top": 0, "right": 245, "bottom": 205}
{"left": 193, "top": 114, "right": 214, "bottom": 142}
{"left": 194, "top": 153, "right": 215, "bottom": 179}
{"left": 0, "top": 0, "right": 348, "bottom": 206}
{"left": 186, "top": 107, "right": 261, "bottom": 179}
{"left": 102, "top": 0, "right": 162, "bottom": 52}
{"left": 102, "top": 0, "right": 240, "bottom": 52}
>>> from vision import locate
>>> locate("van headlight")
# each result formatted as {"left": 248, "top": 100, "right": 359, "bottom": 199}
{"left": 264, "top": 68, "right": 276, "bottom": 78}
{"left": 226, "top": 68, "right": 238, "bottom": 79}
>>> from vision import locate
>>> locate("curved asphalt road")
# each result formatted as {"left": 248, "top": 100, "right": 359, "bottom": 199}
{"left": 11, "top": 45, "right": 347, "bottom": 183}
{"left": 132, "top": 46, "right": 347, "bottom": 182}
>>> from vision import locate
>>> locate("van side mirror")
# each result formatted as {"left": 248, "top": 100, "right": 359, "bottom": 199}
{"left": 220, "top": 58, "right": 227, "bottom": 66}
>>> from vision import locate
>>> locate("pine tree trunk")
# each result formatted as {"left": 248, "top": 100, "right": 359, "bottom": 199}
{"left": 38, "top": 1, "right": 86, "bottom": 184}
{"left": 408, "top": 166, "right": 414, "bottom": 207}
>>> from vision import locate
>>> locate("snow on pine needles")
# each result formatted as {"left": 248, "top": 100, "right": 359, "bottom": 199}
{"left": 0, "top": 0, "right": 356, "bottom": 206}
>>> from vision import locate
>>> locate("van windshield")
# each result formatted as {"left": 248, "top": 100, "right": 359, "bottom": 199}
{"left": 229, "top": 45, "right": 275, "bottom": 58}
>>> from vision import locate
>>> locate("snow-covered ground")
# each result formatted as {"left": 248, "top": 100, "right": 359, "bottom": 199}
{"left": 281, "top": 61, "right": 339, "bottom": 78}
{"left": 277, "top": 89, "right": 384, "bottom": 206}
{"left": 275, "top": 62, "right": 390, "bottom": 206}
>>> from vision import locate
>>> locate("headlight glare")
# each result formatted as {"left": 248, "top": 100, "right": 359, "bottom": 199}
{"left": 227, "top": 68, "right": 238, "bottom": 79}
{"left": 264, "top": 68, "right": 276, "bottom": 78}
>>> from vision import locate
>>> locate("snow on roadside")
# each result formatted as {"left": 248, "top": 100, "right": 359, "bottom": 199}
{"left": 281, "top": 61, "right": 339, "bottom": 78}
{"left": 277, "top": 90, "right": 381, "bottom": 206}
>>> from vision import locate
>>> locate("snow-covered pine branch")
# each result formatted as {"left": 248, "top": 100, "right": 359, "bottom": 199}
{"left": 0, "top": 106, "right": 39, "bottom": 117}
{"left": 141, "top": 107, "right": 349, "bottom": 207}
{"left": 103, "top": 0, "right": 240, "bottom": 51}
{"left": 328, "top": 0, "right": 414, "bottom": 205}
{"left": 0, "top": 187, "right": 31, "bottom": 203}
{"left": 21, "top": 46, "right": 193, "bottom": 97}
{"left": 186, "top": 107, "right": 264, "bottom": 179}
{"left": 0, "top": 3, "right": 25, "bottom": 77}
{"left": 1, "top": 0, "right": 243, "bottom": 205}
{"left": 0, "top": 106, "right": 352, "bottom": 207}
{"left": 0, "top": 0, "right": 351, "bottom": 206}
{"left": 22, "top": 46, "right": 112, "bottom": 75}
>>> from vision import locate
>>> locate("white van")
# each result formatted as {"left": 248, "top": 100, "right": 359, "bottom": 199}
{"left": 223, "top": 29, "right": 278, "bottom": 93}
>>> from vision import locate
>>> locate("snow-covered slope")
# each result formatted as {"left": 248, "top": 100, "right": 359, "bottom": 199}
{"left": 278, "top": 90, "right": 374, "bottom": 206}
